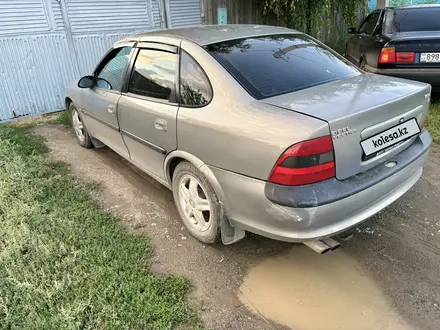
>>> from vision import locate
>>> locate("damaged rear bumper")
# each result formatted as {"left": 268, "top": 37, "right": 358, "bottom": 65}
{"left": 209, "top": 130, "right": 431, "bottom": 242}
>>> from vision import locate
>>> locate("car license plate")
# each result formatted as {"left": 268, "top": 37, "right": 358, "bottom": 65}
{"left": 361, "top": 119, "right": 420, "bottom": 157}
{"left": 420, "top": 52, "right": 440, "bottom": 63}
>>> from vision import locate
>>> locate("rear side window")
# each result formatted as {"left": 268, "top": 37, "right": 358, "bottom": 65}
{"left": 206, "top": 34, "right": 359, "bottom": 100}
{"left": 393, "top": 8, "right": 440, "bottom": 32}
{"left": 180, "top": 51, "right": 212, "bottom": 106}
{"left": 128, "top": 49, "right": 178, "bottom": 101}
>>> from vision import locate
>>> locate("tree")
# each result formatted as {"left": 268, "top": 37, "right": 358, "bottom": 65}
{"left": 263, "top": 0, "right": 367, "bottom": 47}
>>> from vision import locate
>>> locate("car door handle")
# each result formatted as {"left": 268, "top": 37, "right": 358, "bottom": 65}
{"left": 154, "top": 118, "right": 167, "bottom": 132}
{"left": 108, "top": 105, "right": 116, "bottom": 114}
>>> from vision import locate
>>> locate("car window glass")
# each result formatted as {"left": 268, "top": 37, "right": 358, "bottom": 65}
{"left": 97, "top": 47, "right": 131, "bottom": 91}
{"left": 359, "top": 12, "right": 380, "bottom": 35}
{"left": 383, "top": 10, "right": 395, "bottom": 34}
{"left": 358, "top": 15, "right": 371, "bottom": 34}
{"left": 180, "top": 51, "right": 212, "bottom": 106}
{"left": 128, "top": 49, "right": 178, "bottom": 101}
{"left": 206, "top": 34, "right": 359, "bottom": 100}
{"left": 393, "top": 7, "right": 440, "bottom": 32}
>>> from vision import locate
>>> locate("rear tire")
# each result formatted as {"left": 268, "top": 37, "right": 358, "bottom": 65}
{"left": 172, "top": 161, "right": 221, "bottom": 244}
{"left": 68, "top": 102, "right": 92, "bottom": 148}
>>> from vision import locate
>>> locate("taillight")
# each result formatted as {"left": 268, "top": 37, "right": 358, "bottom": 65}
{"left": 379, "top": 47, "right": 396, "bottom": 63}
{"left": 396, "top": 52, "right": 415, "bottom": 63}
{"left": 268, "top": 136, "right": 335, "bottom": 186}
{"left": 379, "top": 47, "right": 415, "bottom": 64}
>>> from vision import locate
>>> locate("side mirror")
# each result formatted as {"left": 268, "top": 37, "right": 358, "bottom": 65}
{"left": 96, "top": 78, "right": 112, "bottom": 90}
{"left": 78, "top": 75, "right": 94, "bottom": 88}
{"left": 348, "top": 27, "right": 357, "bottom": 34}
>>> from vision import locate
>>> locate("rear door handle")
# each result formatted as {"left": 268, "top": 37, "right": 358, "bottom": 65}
{"left": 154, "top": 118, "right": 167, "bottom": 132}
{"left": 108, "top": 105, "right": 116, "bottom": 114}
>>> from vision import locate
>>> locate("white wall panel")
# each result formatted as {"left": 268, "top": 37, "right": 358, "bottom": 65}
{"left": 168, "top": 0, "right": 202, "bottom": 28}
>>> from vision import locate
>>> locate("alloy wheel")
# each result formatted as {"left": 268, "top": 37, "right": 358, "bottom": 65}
{"left": 177, "top": 174, "right": 212, "bottom": 232}
{"left": 72, "top": 109, "right": 85, "bottom": 142}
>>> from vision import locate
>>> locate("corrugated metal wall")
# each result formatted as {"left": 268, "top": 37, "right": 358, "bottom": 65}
{"left": 0, "top": 0, "right": 51, "bottom": 35}
{"left": 169, "top": 0, "right": 202, "bottom": 27}
{"left": 66, "top": 0, "right": 153, "bottom": 33}
{"left": 0, "top": 0, "right": 202, "bottom": 121}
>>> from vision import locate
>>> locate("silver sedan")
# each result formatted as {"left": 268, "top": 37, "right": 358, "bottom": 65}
{"left": 65, "top": 25, "right": 432, "bottom": 249}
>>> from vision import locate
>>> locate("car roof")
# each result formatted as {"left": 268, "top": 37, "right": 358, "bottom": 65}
{"left": 117, "top": 24, "right": 299, "bottom": 47}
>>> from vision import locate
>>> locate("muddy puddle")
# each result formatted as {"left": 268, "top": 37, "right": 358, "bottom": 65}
{"left": 239, "top": 246, "right": 412, "bottom": 330}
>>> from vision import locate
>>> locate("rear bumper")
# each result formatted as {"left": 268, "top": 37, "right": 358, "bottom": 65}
{"left": 210, "top": 130, "right": 431, "bottom": 242}
{"left": 365, "top": 64, "right": 440, "bottom": 87}
{"left": 265, "top": 131, "right": 430, "bottom": 208}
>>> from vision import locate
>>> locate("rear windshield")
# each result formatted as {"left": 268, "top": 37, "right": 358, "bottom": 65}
{"left": 393, "top": 7, "right": 440, "bottom": 32}
{"left": 205, "top": 34, "right": 359, "bottom": 100}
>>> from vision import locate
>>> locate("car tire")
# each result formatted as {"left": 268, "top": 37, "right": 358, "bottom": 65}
{"left": 68, "top": 102, "right": 93, "bottom": 148}
{"left": 172, "top": 161, "right": 221, "bottom": 244}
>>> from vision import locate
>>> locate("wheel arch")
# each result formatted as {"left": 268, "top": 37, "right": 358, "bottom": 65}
{"left": 164, "top": 151, "right": 228, "bottom": 206}
{"left": 65, "top": 97, "right": 73, "bottom": 110}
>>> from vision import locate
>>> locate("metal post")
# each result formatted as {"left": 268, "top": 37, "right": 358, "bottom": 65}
{"left": 163, "top": 0, "right": 172, "bottom": 29}
{"left": 148, "top": 0, "right": 155, "bottom": 29}
{"left": 58, "top": 0, "right": 81, "bottom": 76}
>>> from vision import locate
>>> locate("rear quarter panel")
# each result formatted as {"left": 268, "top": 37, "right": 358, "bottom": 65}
{"left": 176, "top": 40, "right": 329, "bottom": 180}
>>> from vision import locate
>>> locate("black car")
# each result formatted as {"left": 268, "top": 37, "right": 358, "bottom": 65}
{"left": 346, "top": 5, "right": 440, "bottom": 89}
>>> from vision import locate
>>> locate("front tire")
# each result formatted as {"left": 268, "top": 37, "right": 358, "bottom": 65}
{"left": 68, "top": 103, "right": 92, "bottom": 148}
{"left": 172, "top": 161, "right": 221, "bottom": 244}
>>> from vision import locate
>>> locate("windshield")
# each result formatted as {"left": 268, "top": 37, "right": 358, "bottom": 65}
{"left": 393, "top": 7, "right": 440, "bottom": 32}
{"left": 206, "top": 34, "right": 359, "bottom": 100}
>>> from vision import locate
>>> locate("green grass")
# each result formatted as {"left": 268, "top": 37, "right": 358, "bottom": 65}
{"left": 46, "top": 110, "right": 70, "bottom": 126}
{"left": 427, "top": 97, "right": 440, "bottom": 143}
{"left": 0, "top": 124, "right": 201, "bottom": 329}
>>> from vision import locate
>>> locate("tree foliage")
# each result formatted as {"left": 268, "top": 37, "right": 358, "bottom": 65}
{"left": 263, "top": 0, "right": 367, "bottom": 49}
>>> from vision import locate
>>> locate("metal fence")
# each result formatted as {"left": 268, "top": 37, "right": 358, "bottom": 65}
{"left": 0, "top": 0, "right": 202, "bottom": 121}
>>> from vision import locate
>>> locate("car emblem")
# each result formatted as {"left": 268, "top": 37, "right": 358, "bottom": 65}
{"left": 331, "top": 127, "right": 356, "bottom": 139}
{"left": 399, "top": 117, "right": 405, "bottom": 123}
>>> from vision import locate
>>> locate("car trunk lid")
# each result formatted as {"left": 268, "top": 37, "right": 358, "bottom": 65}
{"left": 388, "top": 31, "right": 440, "bottom": 68}
{"left": 262, "top": 74, "right": 430, "bottom": 180}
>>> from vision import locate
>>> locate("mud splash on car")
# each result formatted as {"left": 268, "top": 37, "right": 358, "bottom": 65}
{"left": 239, "top": 246, "right": 412, "bottom": 330}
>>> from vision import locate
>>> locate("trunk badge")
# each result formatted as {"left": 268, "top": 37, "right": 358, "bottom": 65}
{"left": 331, "top": 127, "right": 356, "bottom": 140}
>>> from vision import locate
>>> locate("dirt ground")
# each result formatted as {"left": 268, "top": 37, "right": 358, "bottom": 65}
{"left": 35, "top": 125, "right": 440, "bottom": 330}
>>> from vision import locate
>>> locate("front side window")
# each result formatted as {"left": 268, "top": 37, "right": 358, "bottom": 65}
{"left": 128, "top": 49, "right": 178, "bottom": 101}
{"left": 359, "top": 12, "right": 380, "bottom": 35}
{"left": 180, "top": 51, "right": 212, "bottom": 106}
{"left": 206, "top": 34, "right": 359, "bottom": 100}
{"left": 96, "top": 47, "right": 132, "bottom": 91}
